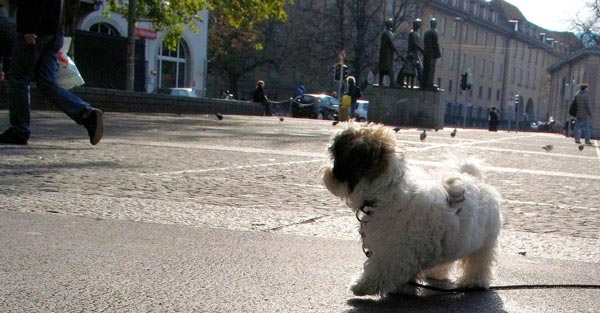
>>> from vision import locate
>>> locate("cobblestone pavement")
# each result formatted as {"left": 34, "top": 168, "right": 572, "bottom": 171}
{"left": 1, "top": 111, "right": 599, "bottom": 264}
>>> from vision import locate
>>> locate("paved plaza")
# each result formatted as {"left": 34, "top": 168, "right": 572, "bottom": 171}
{"left": 0, "top": 111, "right": 599, "bottom": 312}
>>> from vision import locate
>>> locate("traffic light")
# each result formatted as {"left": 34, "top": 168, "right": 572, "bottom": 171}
{"left": 334, "top": 63, "right": 342, "bottom": 82}
{"left": 460, "top": 72, "right": 468, "bottom": 90}
{"left": 514, "top": 95, "right": 520, "bottom": 112}
{"left": 333, "top": 63, "right": 349, "bottom": 82}
{"left": 342, "top": 65, "right": 349, "bottom": 80}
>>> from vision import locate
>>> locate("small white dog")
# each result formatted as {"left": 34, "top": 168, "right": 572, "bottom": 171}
{"left": 322, "top": 123, "right": 502, "bottom": 296}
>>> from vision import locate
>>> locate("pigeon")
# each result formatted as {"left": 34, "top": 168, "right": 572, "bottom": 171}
{"left": 393, "top": 127, "right": 401, "bottom": 132}
{"left": 420, "top": 130, "right": 427, "bottom": 141}
{"left": 450, "top": 128, "right": 457, "bottom": 137}
{"left": 279, "top": 116, "right": 284, "bottom": 122}
{"left": 332, "top": 120, "right": 339, "bottom": 126}
{"left": 579, "top": 144, "right": 584, "bottom": 151}
{"left": 215, "top": 113, "right": 223, "bottom": 120}
{"left": 435, "top": 127, "right": 440, "bottom": 132}
{"left": 542, "top": 144, "right": 553, "bottom": 152}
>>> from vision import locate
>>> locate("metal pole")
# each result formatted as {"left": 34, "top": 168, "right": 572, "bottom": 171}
{"left": 453, "top": 18, "right": 463, "bottom": 127}
{"left": 126, "top": 0, "right": 137, "bottom": 91}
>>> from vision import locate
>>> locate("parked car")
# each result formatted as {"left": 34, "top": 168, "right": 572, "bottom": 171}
{"left": 291, "top": 94, "right": 339, "bottom": 120}
{"left": 152, "top": 88, "right": 199, "bottom": 98}
{"left": 354, "top": 100, "right": 369, "bottom": 122}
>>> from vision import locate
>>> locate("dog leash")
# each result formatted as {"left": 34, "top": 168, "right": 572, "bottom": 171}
{"left": 356, "top": 200, "right": 376, "bottom": 258}
{"left": 408, "top": 281, "right": 600, "bottom": 292}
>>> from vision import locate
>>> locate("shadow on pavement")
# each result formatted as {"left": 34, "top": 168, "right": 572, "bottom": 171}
{"left": 345, "top": 290, "right": 506, "bottom": 313}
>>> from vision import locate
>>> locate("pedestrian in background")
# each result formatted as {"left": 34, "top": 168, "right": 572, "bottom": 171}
{"left": 488, "top": 106, "right": 499, "bottom": 132}
{"left": 571, "top": 84, "right": 593, "bottom": 145}
{"left": 0, "top": 0, "right": 103, "bottom": 146}
{"left": 345, "top": 76, "right": 361, "bottom": 119}
{"left": 253, "top": 80, "right": 271, "bottom": 116}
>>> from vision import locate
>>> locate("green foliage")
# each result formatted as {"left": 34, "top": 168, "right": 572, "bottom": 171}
{"left": 106, "top": 0, "right": 289, "bottom": 50}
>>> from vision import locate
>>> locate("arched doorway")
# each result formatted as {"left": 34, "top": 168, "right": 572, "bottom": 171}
{"left": 89, "top": 22, "right": 121, "bottom": 36}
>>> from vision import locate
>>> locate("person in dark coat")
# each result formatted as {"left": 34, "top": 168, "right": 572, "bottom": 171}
{"left": 253, "top": 80, "right": 271, "bottom": 116}
{"left": 488, "top": 106, "right": 499, "bottom": 132}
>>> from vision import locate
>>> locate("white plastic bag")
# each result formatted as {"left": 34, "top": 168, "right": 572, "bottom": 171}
{"left": 56, "top": 37, "right": 85, "bottom": 90}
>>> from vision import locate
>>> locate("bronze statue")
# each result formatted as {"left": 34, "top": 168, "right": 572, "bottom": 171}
{"left": 378, "top": 18, "right": 401, "bottom": 86}
{"left": 422, "top": 18, "right": 441, "bottom": 90}
{"left": 400, "top": 19, "right": 424, "bottom": 88}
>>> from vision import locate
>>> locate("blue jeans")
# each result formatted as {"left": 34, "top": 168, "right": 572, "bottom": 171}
{"left": 7, "top": 34, "right": 92, "bottom": 139}
{"left": 574, "top": 117, "right": 592, "bottom": 143}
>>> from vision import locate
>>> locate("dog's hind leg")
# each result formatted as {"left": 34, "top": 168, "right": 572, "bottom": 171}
{"left": 457, "top": 244, "right": 496, "bottom": 289}
{"left": 424, "top": 262, "right": 454, "bottom": 281}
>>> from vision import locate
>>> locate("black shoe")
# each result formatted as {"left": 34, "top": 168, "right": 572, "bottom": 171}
{"left": 0, "top": 128, "right": 28, "bottom": 145}
{"left": 82, "top": 108, "right": 104, "bottom": 145}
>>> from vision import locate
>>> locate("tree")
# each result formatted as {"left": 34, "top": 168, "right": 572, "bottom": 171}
{"left": 572, "top": 0, "right": 600, "bottom": 46}
{"left": 105, "top": 0, "right": 289, "bottom": 90}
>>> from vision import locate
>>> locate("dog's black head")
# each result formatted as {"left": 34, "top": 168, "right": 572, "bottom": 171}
{"left": 327, "top": 124, "right": 396, "bottom": 192}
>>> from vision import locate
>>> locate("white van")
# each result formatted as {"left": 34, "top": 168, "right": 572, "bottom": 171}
{"left": 354, "top": 100, "right": 369, "bottom": 122}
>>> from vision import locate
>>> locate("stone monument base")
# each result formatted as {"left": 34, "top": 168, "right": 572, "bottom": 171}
{"left": 365, "top": 85, "right": 445, "bottom": 129}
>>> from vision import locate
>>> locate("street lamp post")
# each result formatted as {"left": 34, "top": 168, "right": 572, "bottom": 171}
{"left": 453, "top": 17, "right": 464, "bottom": 127}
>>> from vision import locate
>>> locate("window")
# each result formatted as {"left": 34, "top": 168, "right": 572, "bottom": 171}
{"left": 473, "top": 28, "right": 478, "bottom": 45}
{"left": 463, "top": 0, "right": 469, "bottom": 11}
{"left": 498, "top": 64, "right": 504, "bottom": 82}
{"left": 450, "top": 50, "right": 455, "bottom": 69}
{"left": 441, "top": 17, "right": 447, "bottom": 34}
{"left": 519, "top": 69, "right": 523, "bottom": 85}
{"left": 453, "top": 20, "right": 459, "bottom": 38}
{"left": 488, "top": 87, "right": 492, "bottom": 100}
{"left": 89, "top": 23, "right": 120, "bottom": 36}
{"left": 496, "top": 89, "right": 501, "bottom": 101}
{"left": 478, "top": 86, "right": 483, "bottom": 99}
{"left": 448, "top": 79, "right": 453, "bottom": 92}
{"left": 483, "top": 32, "right": 488, "bottom": 47}
{"left": 480, "top": 59, "right": 485, "bottom": 77}
{"left": 325, "top": 0, "right": 335, "bottom": 10}
{"left": 511, "top": 67, "right": 515, "bottom": 83}
{"left": 490, "top": 61, "right": 495, "bottom": 79}
{"left": 157, "top": 40, "right": 191, "bottom": 88}
{"left": 440, "top": 48, "right": 445, "bottom": 68}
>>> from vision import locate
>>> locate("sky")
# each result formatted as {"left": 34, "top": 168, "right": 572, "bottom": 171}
{"left": 501, "top": 0, "right": 591, "bottom": 32}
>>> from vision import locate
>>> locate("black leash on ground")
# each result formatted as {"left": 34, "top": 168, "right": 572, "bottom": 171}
{"left": 409, "top": 281, "right": 600, "bottom": 293}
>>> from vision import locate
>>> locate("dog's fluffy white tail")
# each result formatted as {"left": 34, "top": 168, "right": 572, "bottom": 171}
{"left": 446, "top": 156, "right": 484, "bottom": 180}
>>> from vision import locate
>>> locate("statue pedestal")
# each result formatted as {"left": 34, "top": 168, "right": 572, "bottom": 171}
{"left": 365, "top": 85, "right": 445, "bottom": 129}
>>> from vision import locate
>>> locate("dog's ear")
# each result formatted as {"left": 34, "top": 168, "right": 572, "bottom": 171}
{"left": 328, "top": 125, "right": 394, "bottom": 191}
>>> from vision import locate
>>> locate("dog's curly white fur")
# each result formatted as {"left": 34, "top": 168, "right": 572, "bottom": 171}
{"left": 322, "top": 123, "right": 502, "bottom": 296}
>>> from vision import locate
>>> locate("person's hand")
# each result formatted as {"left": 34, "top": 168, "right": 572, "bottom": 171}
{"left": 24, "top": 33, "right": 37, "bottom": 45}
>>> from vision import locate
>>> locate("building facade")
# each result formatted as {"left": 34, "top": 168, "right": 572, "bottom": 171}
{"left": 0, "top": 0, "right": 209, "bottom": 96}
{"left": 421, "top": 0, "right": 582, "bottom": 128}
{"left": 548, "top": 46, "right": 600, "bottom": 139}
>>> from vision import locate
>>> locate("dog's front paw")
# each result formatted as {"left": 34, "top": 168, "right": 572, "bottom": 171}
{"left": 350, "top": 277, "right": 378, "bottom": 296}
{"left": 458, "top": 278, "right": 490, "bottom": 290}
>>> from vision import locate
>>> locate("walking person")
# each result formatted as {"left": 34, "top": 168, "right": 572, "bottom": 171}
{"left": 253, "top": 80, "right": 271, "bottom": 116}
{"left": 345, "top": 76, "right": 361, "bottom": 120}
{"left": 571, "top": 84, "right": 593, "bottom": 145}
{"left": 488, "top": 106, "right": 499, "bottom": 132}
{"left": 0, "top": 0, "right": 103, "bottom": 146}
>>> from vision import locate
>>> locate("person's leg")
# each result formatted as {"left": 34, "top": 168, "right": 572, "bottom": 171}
{"left": 583, "top": 119, "right": 592, "bottom": 144}
{"left": 5, "top": 33, "right": 37, "bottom": 140}
{"left": 34, "top": 35, "right": 92, "bottom": 123}
{"left": 574, "top": 119, "right": 582, "bottom": 143}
